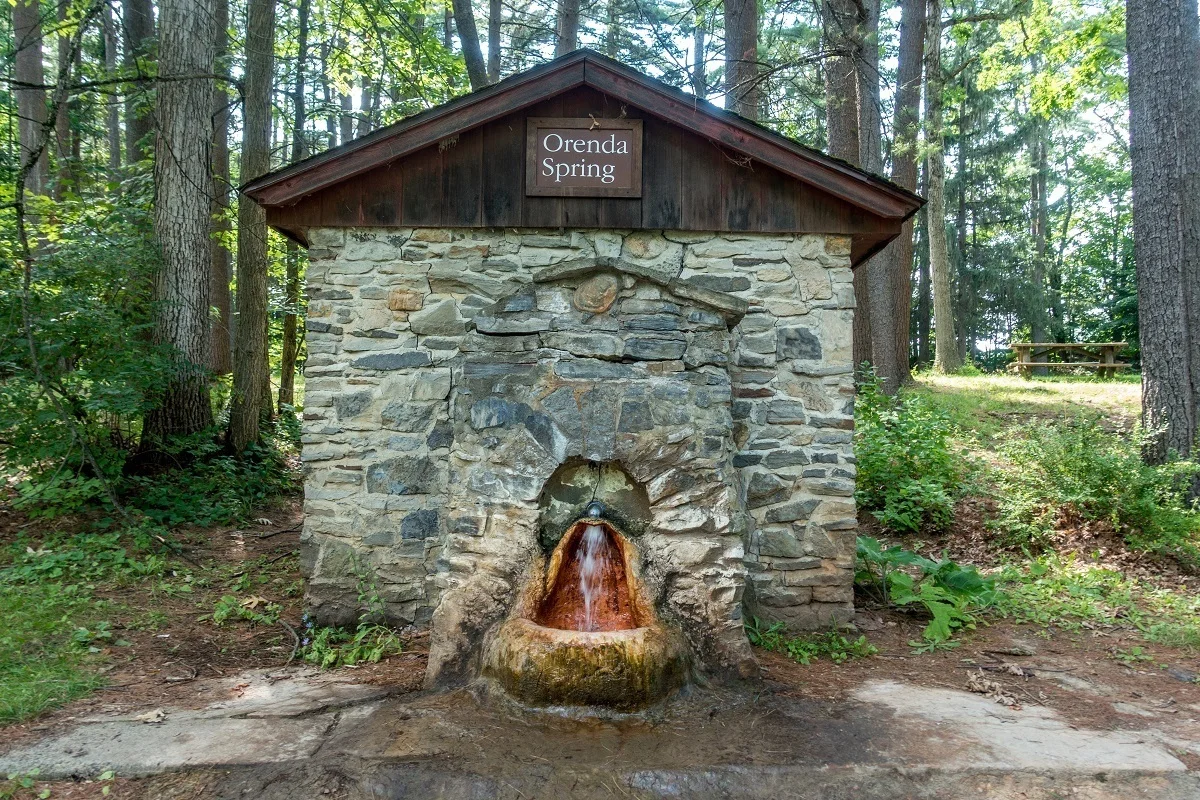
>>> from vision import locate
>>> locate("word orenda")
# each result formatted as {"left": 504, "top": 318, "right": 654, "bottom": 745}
{"left": 540, "top": 132, "right": 629, "bottom": 184}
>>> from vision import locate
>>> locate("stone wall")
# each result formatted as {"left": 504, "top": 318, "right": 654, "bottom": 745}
{"left": 300, "top": 226, "right": 858, "bottom": 681}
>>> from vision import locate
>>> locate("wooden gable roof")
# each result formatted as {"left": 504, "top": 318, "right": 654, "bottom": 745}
{"left": 242, "top": 50, "right": 923, "bottom": 266}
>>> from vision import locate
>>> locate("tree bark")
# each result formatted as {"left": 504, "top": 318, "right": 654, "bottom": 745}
{"left": 878, "top": 0, "right": 925, "bottom": 383}
{"left": 487, "top": 0, "right": 501, "bottom": 81}
{"left": 142, "top": 0, "right": 216, "bottom": 444}
{"left": 1127, "top": 0, "right": 1200, "bottom": 466}
{"left": 13, "top": 0, "right": 49, "bottom": 197}
{"left": 339, "top": 82, "right": 354, "bottom": 145}
{"left": 279, "top": 0, "right": 309, "bottom": 413}
{"left": 54, "top": 0, "right": 72, "bottom": 199}
{"left": 724, "top": 0, "right": 760, "bottom": 120}
{"left": 451, "top": 0, "right": 489, "bottom": 90}
{"left": 823, "top": 0, "right": 868, "bottom": 370}
{"left": 229, "top": 0, "right": 276, "bottom": 453}
{"left": 692, "top": 18, "right": 706, "bottom": 98}
{"left": 210, "top": 0, "right": 233, "bottom": 375}
{"left": 555, "top": 0, "right": 580, "bottom": 56}
{"left": 605, "top": 0, "right": 619, "bottom": 57}
{"left": 123, "top": 0, "right": 155, "bottom": 164}
{"left": 925, "top": 0, "right": 960, "bottom": 373}
{"left": 103, "top": 3, "right": 121, "bottom": 174}
{"left": 856, "top": 0, "right": 904, "bottom": 392}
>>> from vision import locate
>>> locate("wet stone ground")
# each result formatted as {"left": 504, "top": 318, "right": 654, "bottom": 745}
{"left": 2, "top": 662, "right": 1198, "bottom": 800}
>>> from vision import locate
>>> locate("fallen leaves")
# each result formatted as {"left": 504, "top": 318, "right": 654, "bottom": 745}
{"left": 966, "top": 669, "right": 1021, "bottom": 708}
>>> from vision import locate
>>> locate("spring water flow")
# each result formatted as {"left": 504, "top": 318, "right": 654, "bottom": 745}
{"left": 576, "top": 524, "right": 608, "bottom": 632}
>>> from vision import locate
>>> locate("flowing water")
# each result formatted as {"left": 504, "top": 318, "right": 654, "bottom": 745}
{"left": 576, "top": 524, "right": 607, "bottom": 632}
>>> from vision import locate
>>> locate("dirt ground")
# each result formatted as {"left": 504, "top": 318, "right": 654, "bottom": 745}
{"left": 4, "top": 490, "right": 1200, "bottom": 797}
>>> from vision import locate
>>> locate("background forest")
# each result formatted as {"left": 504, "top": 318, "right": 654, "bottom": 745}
{"left": 0, "top": 0, "right": 1146, "bottom": 507}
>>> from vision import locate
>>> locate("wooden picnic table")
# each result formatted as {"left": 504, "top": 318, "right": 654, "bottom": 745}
{"left": 1009, "top": 342, "right": 1130, "bottom": 379}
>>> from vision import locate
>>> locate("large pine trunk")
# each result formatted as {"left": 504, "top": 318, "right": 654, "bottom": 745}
{"left": 123, "top": 0, "right": 155, "bottom": 164}
{"left": 555, "top": 0, "right": 580, "bottom": 56}
{"left": 451, "top": 0, "right": 489, "bottom": 90}
{"left": 924, "top": 0, "right": 960, "bottom": 373}
{"left": 103, "top": 4, "right": 121, "bottom": 174}
{"left": 279, "top": 0, "right": 310, "bottom": 413}
{"left": 13, "top": 0, "right": 49, "bottom": 196}
{"left": 822, "top": 0, "right": 868, "bottom": 369}
{"left": 724, "top": 0, "right": 760, "bottom": 120}
{"left": 488, "top": 0, "right": 501, "bottom": 81}
{"left": 210, "top": 0, "right": 233, "bottom": 376}
{"left": 879, "top": 0, "right": 926, "bottom": 384}
{"left": 54, "top": 0, "right": 73, "bottom": 199}
{"left": 1127, "top": 0, "right": 1200, "bottom": 465}
{"left": 229, "top": 0, "right": 277, "bottom": 453}
{"left": 857, "top": 0, "right": 905, "bottom": 392}
{"left": 142, "top": 0, "right": 216, "bottom": 444}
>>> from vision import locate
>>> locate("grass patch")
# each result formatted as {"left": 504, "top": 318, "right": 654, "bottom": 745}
{"left": 995, "top": 556, "right": 1200, "bottom": 650}
{"left": 0, "top": 582, "right": 107, "bottom": 724}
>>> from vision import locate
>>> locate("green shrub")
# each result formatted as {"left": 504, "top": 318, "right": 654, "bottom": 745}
{"left": 995, "top": 416, "right": 1200, "bottom": 565}
{"left": 745, "top": 619, "right": 877, "bottom": 664}
{"left": 855, "top": 536, "right": 999, "bottom": 649}
{"left": 855, "top": 375, "right": 964, "bottom": 532}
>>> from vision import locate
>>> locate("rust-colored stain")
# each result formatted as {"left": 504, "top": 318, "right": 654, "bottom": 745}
{"left": 536, "top": 521, "right": 638, "bottom": 632}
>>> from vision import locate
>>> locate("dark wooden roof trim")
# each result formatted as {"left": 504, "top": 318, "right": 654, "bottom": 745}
{"left": 243, "top": 51, "right": 922, "bottom": 224}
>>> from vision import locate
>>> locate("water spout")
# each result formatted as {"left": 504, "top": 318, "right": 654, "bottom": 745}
{"left": 577, "top": 524, "right": 606, "bottom": 631}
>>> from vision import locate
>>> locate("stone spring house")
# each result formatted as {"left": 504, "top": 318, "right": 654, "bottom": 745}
{"left": 243, "top": 51, "right": 922, "bottom": 684}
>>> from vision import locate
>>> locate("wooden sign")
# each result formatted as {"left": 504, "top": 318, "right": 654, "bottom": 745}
{"left": 526, "top": 118, "right": 643, "bottom": 197}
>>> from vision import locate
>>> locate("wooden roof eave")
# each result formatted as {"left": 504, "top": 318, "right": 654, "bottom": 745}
{"left": 242, "top": 51, "right": 923, "bottom": 226}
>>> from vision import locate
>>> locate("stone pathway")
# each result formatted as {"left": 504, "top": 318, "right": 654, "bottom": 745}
{"left": 2, "top": 668, "right": 1197, "bottom": 799}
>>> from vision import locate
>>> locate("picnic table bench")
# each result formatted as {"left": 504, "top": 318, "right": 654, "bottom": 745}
{"left": 1009, "top": 342, "right": 1130, "bottom": 379}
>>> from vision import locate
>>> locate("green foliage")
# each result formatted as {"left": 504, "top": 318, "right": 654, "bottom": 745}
{"left": 855, "top": 536, "right": 1000, "bottom": 649}
{"left": 205, "top": 594, "right": 282, "bottom": 627}
{"left": 299, "top": 620, "right": 405, "bottom": 668}
{"left": 745, "top": 618, "right": 877, "bottom": 665}
{"left": 299, "top": 558, "right": 404, "bottom": 668}
{"left": 1, "top": 769, "right": 50, "bottom": 800}
{"left": 855, "top": 375, "right": 964, "bottom": 533}
{"left": 996, "top": 556, "right": 1200, "bottom": 650}
{"left": 994, "top": 416, "right": 1200, "bottom": 565}
{"left": 0, "top": 582, "right": 107, "bottom": 724}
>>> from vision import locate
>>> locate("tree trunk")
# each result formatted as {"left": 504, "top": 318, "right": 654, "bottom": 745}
{"left": 339, "top": 83, "right": 354, "bottom": 145}
{"left": 54, "top": 0, "right": 72, "bottom": 199}
{"left": 451, "top": 0, "right": 489, "bottom": 90}
{"left": 916, "top": 203, "right": 932, "bottom": 367}
{"left": 555, "top": 0, "right": 581, "bottom": 56}
{"left": 606, "top": 0, "right": 619, "bottom": 57}
{"left": 1127, "top": 0, "right": 1200, "bottom": 466}
{"left": 878, "top": 0, "right": 925, "bottom": 382}
{"left": 1029, "top": 70, "right": 1050, "bottom": 368}
{"left": 856, "top": 0, "right": 903, "bottom": 392}
{"left": 103, "top": 4, "right": 121, "bottom": 174}
{"left": 279, "top": 0, "right": 309, "bottom": 413}
{"left": 229, "top": 0, "right": 276, "bottom": 453}
{"left": 142, "top": 0, "right": 216, "bottom": 444}
{"left": 123, "top": 0, "right": 155, "bottom": 164}
{"left": 724, "top": 0, "right": 760, "bottom": 120}
{"left": 487, "top": 0, "right": 501, "bottom": 81}
{"left": 925, "top": 0, "right": 959, "bottom": 373}
{"left": 692, "top": 19, "right": 706, "bottom": 98}
{"left": 823, "top": 0, "right": 867, "bottom": 370}
{"left": 13, "top": 0, "right": 49, "bottom": 197}
{"left": 210, "top": 0, "right": 233, "bottom": 376}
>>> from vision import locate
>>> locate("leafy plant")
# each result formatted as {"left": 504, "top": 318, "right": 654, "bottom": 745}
{"left": 204, "top": 594, "right": 282, "bottom": 627}
{"left": 1, "top": 769, "right": 50, "bottom": 800}
{"left": 855, "top": 374, "right": 965, "bottom": 533}
{"left": 994, "top": 416, "right": 1200, "bottom": 565}
{"left": 855, "top": 536, "right": 1000, "bottom": 649}
{"left": 299, "top": 558, "right": 404, "bottom": 668}
{"left": 745, "top": 619, "right": 877, "bottom": 664}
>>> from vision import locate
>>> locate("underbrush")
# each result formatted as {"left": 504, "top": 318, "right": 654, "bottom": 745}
{"left": 996, "top": 556, "right": 1200, "bottom": 650}
{"left": 994, "top": 416, "right": 1200, "bottom": 567}
{"left": 0, "top": 416, "right": 303, "bottom": 726}
{"left": 854, "top": 375, "right": 968, "bottom": 533}
{"left": 855, "top": 536, "right": 999, "bottom": 650}
{"left": 745, "top": 619, "right": 877, "bottom": 664}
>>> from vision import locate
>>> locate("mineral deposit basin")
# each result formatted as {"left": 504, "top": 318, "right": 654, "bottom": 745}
{"left": 483, "top": 519, "right": 688, "bottom": 710}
